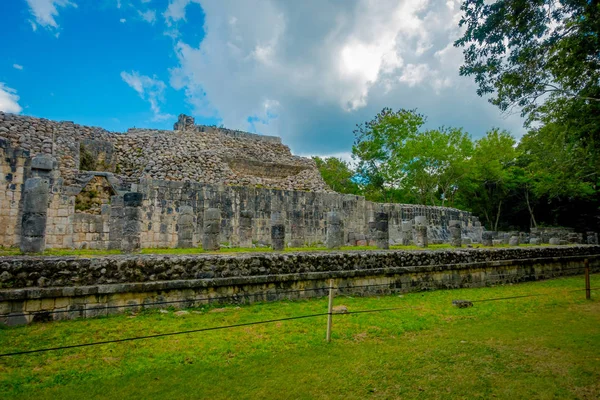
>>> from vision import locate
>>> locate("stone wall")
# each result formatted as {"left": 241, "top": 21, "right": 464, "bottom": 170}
{"left": 1, "top": 246, "right": 598, "bottom": 324}
{"left": 0, "top": 111, "right": 484, "bottom": 251}
{"left": 0, "top": 139, "right": 29, "bottom": 248}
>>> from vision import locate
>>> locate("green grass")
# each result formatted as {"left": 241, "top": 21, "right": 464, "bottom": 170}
{"left": 1, "top": 275, "right": 599, "bottom": 399}
{"left": 0, "top": 242, "right": 555, "bottom": 258}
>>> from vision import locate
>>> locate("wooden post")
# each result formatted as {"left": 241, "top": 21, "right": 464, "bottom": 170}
{"left": 326, "top": 279, "right": 334, "bottom": 343}
{"left": 585, "top": 259, "right": 591, "bottom": 300}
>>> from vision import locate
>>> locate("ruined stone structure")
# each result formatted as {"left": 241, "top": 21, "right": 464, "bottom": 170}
{"left": 1, "top": 112, "right": 483, "bottom": 252}
{"left": 2, "top": 246, "right": 598, "bottom": 325}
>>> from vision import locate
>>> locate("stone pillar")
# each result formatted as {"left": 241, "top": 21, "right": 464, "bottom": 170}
{"left": 290, "top": 210, "right": 305, "bottom": 248}
{"left": 108, "top": 195, "right": 124, "bottom": 250}
{"left": 326, "top": 212, "right": 344, "bottom": 249}
{"left": 20, "top": 177, "right": 50, "bottom": 253}
{"left": 374, "top": 212, "right": 389, "bottom": 249}
{"left": 449, "top": 220, "right": 462, "bottom": 247}
{"left": 401, "top": 221, "right": 413, "bottom": 245}
{"left": 238, "top": 210, "right": 253, "bottom": 248}
{"left": 271, "top": 211, "right": 285, "bottom": 251}
{"left": 509, "top": 236, "right": 520, "bottom": 246}
{"left": 414, "top": 216, "right": 428, "bottom": 248}
{"left": 121, "top": 192, "right": 143, "bottom": 253}
{"left": 587, "top": 232, "right": 598, "bottom": 245}
{"left": 202, "top": 208, "right": 221, "bottom": 251}
{"left": 177, "top": 206, "right": 196, "bottom": 248}
{"left": 482, "top": 231, "right": 493, "bottom": 247}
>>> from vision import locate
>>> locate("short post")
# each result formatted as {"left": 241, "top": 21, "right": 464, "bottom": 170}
{"left": 585, "top": 259, "right": 591, "bottom": 300}
{"left": 326, "top": 279, "right": 334, "bottom": 343}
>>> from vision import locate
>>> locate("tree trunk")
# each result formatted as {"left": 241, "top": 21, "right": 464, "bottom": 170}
{"left": 493, "top": 200, "right": 502, "bottom": 232}
{"left": 525, "top": 190, "right": 537, "bottom": 229}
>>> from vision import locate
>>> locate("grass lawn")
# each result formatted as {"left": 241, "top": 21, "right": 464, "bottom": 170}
{"left": 1, "top": 275, "right": 599, "bottom": 399}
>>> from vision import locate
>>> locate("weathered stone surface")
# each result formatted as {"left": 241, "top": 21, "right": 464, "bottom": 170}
{"left": 374, "top": 212, "right": 389, "bottom": 249}
{"left": 271, "top": 212, "right": 285, "bottom": 251}
{"left": 530, "top": 238, "right": 541, "bottom": 245}
{"left": 401, "top": 221, "right": 413, "bottom": 245}
{"left": 239, "top": 210, "right": 253, "bottom": 248}
{"left": 326, "top": 212, "right": 344, "bottom": 249}
{"left": 20, "top": 177, "right": 50, "bottom": 253}
{"left": 587, "top": 232, "right": 598, "bottom": 245}
{"left": 449, "top": 220, "right": 461, "bottom": 247}
{"left": 177, "top": 206, "right": 196, "bottom": 248}
{"left": 549, "top": 238, "right": 560, "bottom": 245}
{"left": 202, "top": 208, "right": 221, "bottom": 251}
{"left": 0, "top": 246, "right": 598, "bottom": 290}
{"left": 482, "top": 231, "right": 493, "bottom": 247}
{"left": 509, "top": 236, "right": 520, "bottom": 246}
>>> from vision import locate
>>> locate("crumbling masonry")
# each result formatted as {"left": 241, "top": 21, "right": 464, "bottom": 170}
{"left": 0, "top": 112, "right": 487, "bottom": 252}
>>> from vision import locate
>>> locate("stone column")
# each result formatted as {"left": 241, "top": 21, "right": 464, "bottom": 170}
{"left": 414, "top": 216, "right": 428, "bottom": 248}
{"left": 449, "top": 220, "right": 462, "bottom": 247}
{"left": 290, "top": 210, "right": 305, "bottom": 248}
{"left": 326, "top": 212, "right": 344, "bottom": 249}
{"left": 374, "top": 212, "right": 389, "bottom": 249}
{"left": 20, "top": 177, "right": 50, "bottom": 253}
{"left": 401, "top": 221, "right": 413, "bottom": 246}
{"left": 121, "top": 192, "right": 143, "bottom": 253}
{"left": 238, "top": 210, "right": 253, "bottom": 248}
{"left": 482, "top": 231, "right": 493, "bottom": 247}
{"left": 271, "top": 211, "right": 285, "bottom": 251}
{"left": 108, "top": 195, "right": 124, "bottom": 250}
{"left": 202, "top": 208, "right": 221, "bottom": 251}
{"left": 177, "top": 206, "right": 196, "bottom": 248}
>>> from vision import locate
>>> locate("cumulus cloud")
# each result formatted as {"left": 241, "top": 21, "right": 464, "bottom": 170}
{"left": 164, "top": 0, "right": 525, "bottom": 155}
{"left": 0, "top": 83, "right": 23, "bottom": 114}
{"left": 120, "top": 71, "right": 173, "bottom": 121}
{"left": 13, "top": 64, "right": 24, "bottom": 70}
{"left": 26, "top": 0, "right": 76, "bottom": 31}
{"left": 139, "top": 9, "right": 157, "bottom": 24}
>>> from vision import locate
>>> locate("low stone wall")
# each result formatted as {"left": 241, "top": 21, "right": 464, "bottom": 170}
{"left": 1, "top": 246, "right": 598, "bottom": 325}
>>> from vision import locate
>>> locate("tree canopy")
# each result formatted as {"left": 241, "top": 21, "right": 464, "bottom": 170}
{"left": 454, "top": 0, "right": 600, "bottom": 121}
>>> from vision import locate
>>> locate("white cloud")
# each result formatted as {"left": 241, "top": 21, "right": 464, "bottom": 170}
{"left": 139, "top": 9, "right": 157, "bottom": 24}
{"left": 166, "top": 0, "right": 524, "bottom": 154}
{"left": 120, "top": 18, "right": 126, "bottom": 23}
{"left": 26, "top": 0, "right": 76, "bottom": 31}
{"left": 0, "top": 83, "right": 23, "bottom": 114}
{"left": 120, "top": 71, "right": 173, "bottom": 121}
{"left": 141, "top": 0, "right": 152, "bottom": 3}
{"left": 13, "top": 64, "right": 24, "bottom": 70}
{"left": 164, "top": 0, "right": 196, "bottom": 25}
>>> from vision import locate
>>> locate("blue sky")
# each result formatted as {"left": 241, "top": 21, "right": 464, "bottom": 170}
{"left": 0, "top": 0, "right": 524, "bottom": 159}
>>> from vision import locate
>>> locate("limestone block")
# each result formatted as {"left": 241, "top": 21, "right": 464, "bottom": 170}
{"left": 549, "top": 238, "right": 560, "bottom": 245}
{"left": 271, "top": 211, "right": 285, "bottom": 251}
{"left": 202, "top": 208, "right": 221, "bottom": 251}
{"left": 325, "top": 212, "right": 344, "bottom": 249}
{"left": 373, "top": 212, "right": 389, "bottom": 249}
{"left": 482, "top": 232, "right": 493, "bottom": 247}
{"left": 509, "top": 236, "right": 520, "bottom": 246}
{"left": 449, "top": 220, "right": 462, "bottom": 247}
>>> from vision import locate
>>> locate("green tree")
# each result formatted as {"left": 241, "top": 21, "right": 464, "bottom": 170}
{"left": 312, "top": 156, "right": 361, "bottom": 195}
{"left": 457, "top": 129, "right": 518, "bottom": 230}
{"left": 401, "top": 128, "right": 473, "bottom": 206}
{"left": 454, "top": 0, "right": 600, "bottom": 121}
{"left": 352, "top": 108, "right": 425, "bottom": 202}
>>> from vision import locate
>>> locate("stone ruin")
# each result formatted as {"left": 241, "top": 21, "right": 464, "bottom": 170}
{"left": 1, "top": 111, "right": 491, "bottom": 252}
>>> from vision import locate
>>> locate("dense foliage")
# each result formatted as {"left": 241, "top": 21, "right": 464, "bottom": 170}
{"left": 315, "top": 107, "right": 598, "bottom": 232}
